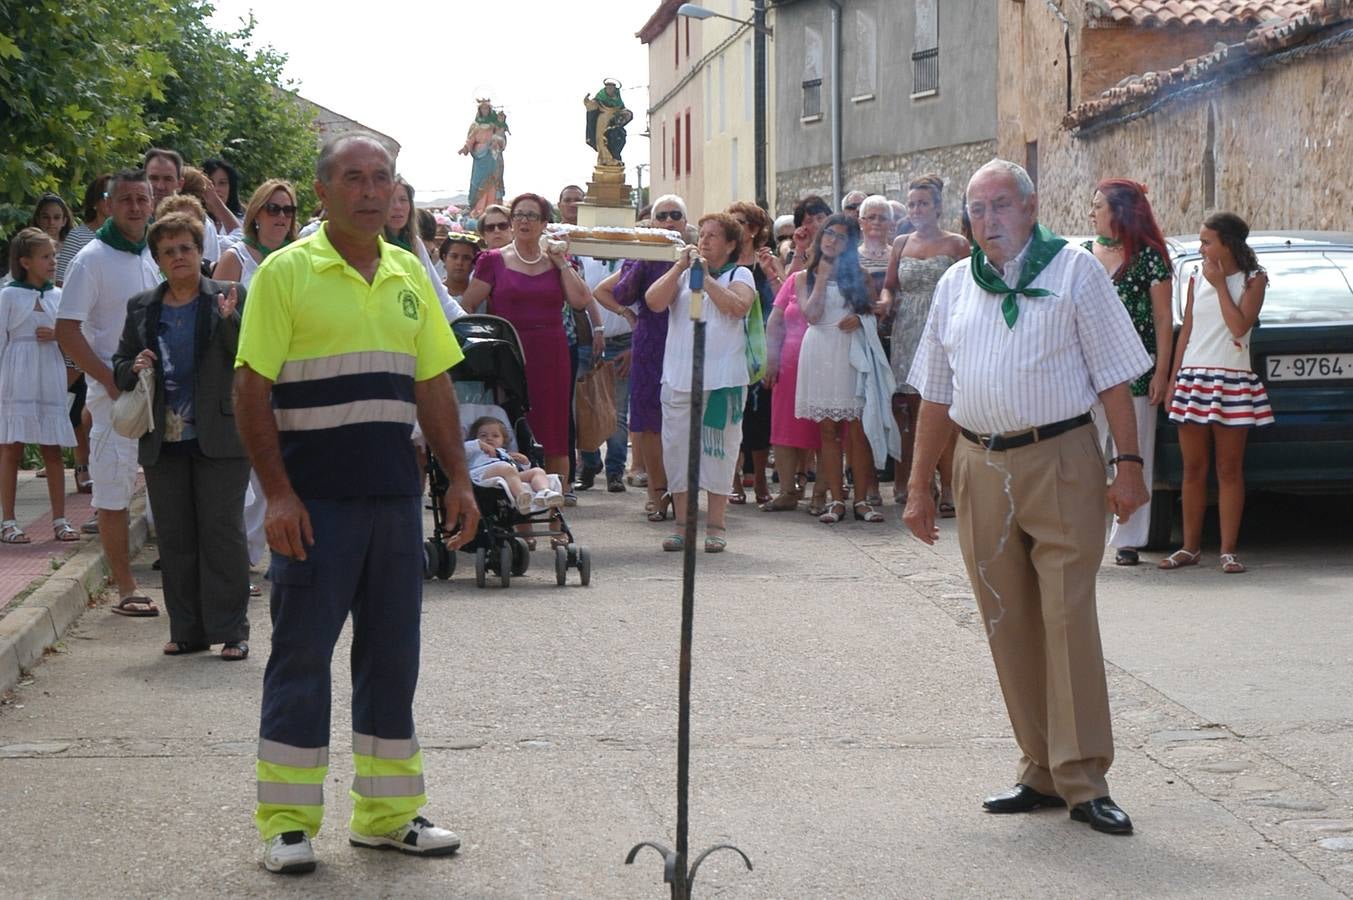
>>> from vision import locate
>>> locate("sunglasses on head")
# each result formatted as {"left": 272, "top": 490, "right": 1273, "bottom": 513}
{"left": 481, "top": 220, "right": 510, "bottom": 232}
{"left": 264, "top": 202, "right": 297, "bottom": 217}
{"left": 655, "top": 210, "right": 684, "bottom": 221}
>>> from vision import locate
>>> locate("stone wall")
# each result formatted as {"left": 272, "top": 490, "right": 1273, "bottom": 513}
{"left": 773, "top": 138, "right": 996, "bottom": 226}
{"left": 1025, "top": 49, "right": 1353, "bottom": 236}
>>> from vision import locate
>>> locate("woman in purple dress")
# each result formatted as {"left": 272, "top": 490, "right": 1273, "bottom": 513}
{"left": 461, "top": 193, "right": 593, "bottom": 481}
{"left": 594, "top": 195, "right": 688, "bottom": 521}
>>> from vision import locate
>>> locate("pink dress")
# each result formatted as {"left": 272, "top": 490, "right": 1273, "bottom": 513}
{"left": 770, "top": 276, "right": 822, "bottom": 449}
{"left": 471, "top": 250, "right": 570, "bottom": 455}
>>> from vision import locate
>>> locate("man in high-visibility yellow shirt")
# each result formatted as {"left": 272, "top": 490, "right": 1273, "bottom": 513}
{"left": 235, "top": 133, "right": 479, "bottom": 875}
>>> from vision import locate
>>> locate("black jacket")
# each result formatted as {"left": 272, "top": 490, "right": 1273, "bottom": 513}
{"left": 112, "top": 276, "right": 246, "bottom": 466}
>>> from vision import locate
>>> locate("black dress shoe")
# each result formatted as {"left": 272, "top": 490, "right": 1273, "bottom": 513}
{"left": 982, "top": 784, "right": 1067, "bottom": 813}
{"left": 1070, "top": 797, "right": 1134, "bottom": 834}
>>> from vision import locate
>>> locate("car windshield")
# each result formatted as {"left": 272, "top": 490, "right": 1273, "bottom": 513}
{"left": 1174, "top": 248, "right": 1353, "bottom": 325}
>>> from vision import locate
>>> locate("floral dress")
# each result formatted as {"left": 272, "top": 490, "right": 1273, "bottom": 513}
{"left": 1082, "top": 241, "right": 1171, "bottom": 397}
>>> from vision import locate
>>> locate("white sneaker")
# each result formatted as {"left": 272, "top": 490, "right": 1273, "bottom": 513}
{"left": 349, "top": 815, "right": 461, "bottom": 856}
{"left": 263, "top": 831, "right": 316, "bottom": 874}
{"left": 540, "top": 490, "right": 565, "bottom": 509}
{"left": 516, "top": 490, "right": 534, "bottom": 514}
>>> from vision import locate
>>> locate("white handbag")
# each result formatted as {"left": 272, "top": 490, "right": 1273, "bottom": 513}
{"left": 111, "top": 368, "right": 156, "bottom": 439}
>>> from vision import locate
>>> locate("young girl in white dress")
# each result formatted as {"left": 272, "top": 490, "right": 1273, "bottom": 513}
{"left": 0, "top": 229, "right": 79, "bottom": 543}
{"left": 1162, "top": 212, "right": 1272, "bottom": 574}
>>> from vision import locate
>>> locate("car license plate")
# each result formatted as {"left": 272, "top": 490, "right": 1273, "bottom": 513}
{"left": 1265, "top": 353, "right": 1353, "bottom": 381}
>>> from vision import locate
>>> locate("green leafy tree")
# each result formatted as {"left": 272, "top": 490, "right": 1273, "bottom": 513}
{"left": 0, "top": 0, "right": 318, "bottom": 241}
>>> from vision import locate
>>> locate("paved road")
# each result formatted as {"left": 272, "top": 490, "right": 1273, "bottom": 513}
{"left": 1, "top": 482, "right": 1350, "bottom": 898}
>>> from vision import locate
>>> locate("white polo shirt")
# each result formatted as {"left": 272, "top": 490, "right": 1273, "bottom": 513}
{"left": 57, "top": 237, "right": 162, "bottom": 365}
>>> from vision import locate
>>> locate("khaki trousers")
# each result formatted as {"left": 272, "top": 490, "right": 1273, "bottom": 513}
{"left": 953, "top": 423, "right": 1114, "bottom": 806}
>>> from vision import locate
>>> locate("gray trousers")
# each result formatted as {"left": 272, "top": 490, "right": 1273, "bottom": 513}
{"left": 144, "top": 445, "right": 251, "bottom": 645}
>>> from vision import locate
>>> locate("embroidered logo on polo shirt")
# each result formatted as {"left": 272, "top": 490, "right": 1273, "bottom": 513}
{"left": 399, "top": 289, "right": 419, "bottom": 321}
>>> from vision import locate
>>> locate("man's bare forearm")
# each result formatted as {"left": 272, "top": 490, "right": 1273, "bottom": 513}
{"left": 907, "top": 400, "right": 953, "bottom": 492}
{"left": 56, "top": 321, "right": 113, "bottom": 389}
{"left": 233, "top": 365, "right": 294, "bottom": 500}
{"left": 1098, "top": 383, "right": 1141, "bottom": 458}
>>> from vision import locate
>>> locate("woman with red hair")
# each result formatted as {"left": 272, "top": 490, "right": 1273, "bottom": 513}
{"left": 1085, "top": 178, "right": 1174, "bottom": 566}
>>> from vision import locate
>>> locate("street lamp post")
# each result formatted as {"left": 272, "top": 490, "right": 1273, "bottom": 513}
{"left": 676, "top": 2, "right": 773, "bottom": 209}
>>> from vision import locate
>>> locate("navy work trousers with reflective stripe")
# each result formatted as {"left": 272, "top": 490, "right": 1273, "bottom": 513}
{"left": 259, "top": 496, "right": 424, "bottom": 751}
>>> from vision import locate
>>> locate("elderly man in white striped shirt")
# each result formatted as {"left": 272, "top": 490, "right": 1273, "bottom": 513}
{"left": 903, "top": 159, "right": 1151, "bottom": 836}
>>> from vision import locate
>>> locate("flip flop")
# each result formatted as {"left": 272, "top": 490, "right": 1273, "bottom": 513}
{"left": 111, "top": 594, "right": 160, "bottom": 617}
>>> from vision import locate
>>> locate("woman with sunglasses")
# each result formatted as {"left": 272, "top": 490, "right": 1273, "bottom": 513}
{"left": 476, "top": 205, "right": 513, "bottom": 250}
{"left": 461, "top": 193, "right": 594, "bottom": 488}
{"left": 212, "top": 180, "right": 299, "bottom": 287}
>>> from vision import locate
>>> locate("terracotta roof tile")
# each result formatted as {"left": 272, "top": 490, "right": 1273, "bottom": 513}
{"left": 1065, "top": 3, "right": 1353, "bottom": 129}
{"left": 1087, "top": 0, "right": 1318, "bottom": 27}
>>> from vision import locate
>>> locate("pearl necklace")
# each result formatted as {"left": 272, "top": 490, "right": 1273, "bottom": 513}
{"left": 514, "top": 241, "right": 543, "bottom": 265}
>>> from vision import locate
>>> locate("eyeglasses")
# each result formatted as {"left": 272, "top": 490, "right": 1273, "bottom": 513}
{"left": 157, "top": 241, "right": 199, "bottom": 259}
{"left": 844, "top": 204, "right": 861, "bottom": 212}
{"left": 481, "top": 220, "right": 510, "bottom": 232}
{"left": 510, "top": 211, "right": 542, "bottom": 222}
{"left": 820, "top": 229, "right": 850, "bottom": 243}
{"left": 264, "top": 202, "right": 297, "bottom": 218}
{"left": 654, "top": 210, "right": 684, "bottom": 221}
{"left": 861, "top": 214, "right": 889, "bottom": 223}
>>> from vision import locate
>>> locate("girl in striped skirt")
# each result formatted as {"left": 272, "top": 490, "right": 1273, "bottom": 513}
{"left": 1161, "top": 212, "right": 1271, "bottom": 574}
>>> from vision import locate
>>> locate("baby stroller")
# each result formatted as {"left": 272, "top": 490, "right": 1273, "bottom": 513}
{"left": 423, "top": 314, "right": 591, "bottom": 588}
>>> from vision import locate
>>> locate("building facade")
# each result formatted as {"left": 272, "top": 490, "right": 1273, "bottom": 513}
{"left": 772, "top": 0, "right": 996, "bottom": 223}
{"left": 999, "top": 0, "right": 1352, "bottom": 235}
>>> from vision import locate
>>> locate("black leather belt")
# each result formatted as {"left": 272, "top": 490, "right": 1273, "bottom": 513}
{"left": 960, "top": 412, "right": 1093, "bottom": 451}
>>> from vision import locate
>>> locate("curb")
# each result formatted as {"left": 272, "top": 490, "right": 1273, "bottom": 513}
{"left": 0, "top": 493, "right": 149, "bottom": 695}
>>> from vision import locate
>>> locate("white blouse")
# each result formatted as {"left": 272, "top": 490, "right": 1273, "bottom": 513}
{"left": 661, "top": 266, "right": 754, "bottom": 393}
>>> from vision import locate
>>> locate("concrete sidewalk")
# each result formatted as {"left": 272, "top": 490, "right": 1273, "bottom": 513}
{"left": 0, "top": 470, "right": 148, "bottom": 694}
{"left": 0, "top": 483, "right": 1349, "bottom": 897}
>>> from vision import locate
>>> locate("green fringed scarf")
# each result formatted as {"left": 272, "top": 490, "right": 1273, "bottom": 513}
{"left": 702, "top": 386, "right": 744, "bottom": 460}
{"left": 969, "top": 224, "right": 1067, "bottom": 328}
{"left": 95, "top": 219, "right": 147, "bottom": 255}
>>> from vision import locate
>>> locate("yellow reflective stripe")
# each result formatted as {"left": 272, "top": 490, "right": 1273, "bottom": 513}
{"left": 352, "top": 733, "right": 420, "bottom": 759}
{"left": 256, "top": 759, "right": 328, "bottom": 785}
{"left": 257, "top": 782, "right": 325, "bottom": 806}
{"left": 273, "top": 398, "right": 416, "bottom": 431}
{"left": 277, "top": 350, "right": 416, "bottom": 385}
{"left": 350, "top": 774, "right": 426, "bottom": 798}
{"left": 258, "top": 738, "right": 328, "bottom": 769}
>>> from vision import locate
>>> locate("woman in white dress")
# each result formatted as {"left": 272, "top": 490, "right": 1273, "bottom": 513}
{"left": 213, "top": 180, "right": 300, "bottom": 579}
{"left": 795, "top": 215, "right": 889, "bottom": 525}
{"left": 0, "top": 229, "right": 78, "bottom": 543}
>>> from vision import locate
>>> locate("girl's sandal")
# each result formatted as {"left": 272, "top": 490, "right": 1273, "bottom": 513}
{"left": 52, "top": 518, "right": 80, "bottom": 542}
{"left": 1219, "top": 553, "right": 1247, "bottom": 574}
{"left": 852, "top": 501, "right": 885, "bottom": 523}
{"left": 1, "top": 520, "right": 31, "bottom": 544}
{"left": 704, "top": 526, "right": 727, "bottom": 553}
{"left": 1158, "top": 549, "right": 1201, "bottom": 570}
{"left": 819, "top": 501, "right": 846, "bottom": 524}
{"left": 74, "top": 465, "right": 93, "bottom": 494}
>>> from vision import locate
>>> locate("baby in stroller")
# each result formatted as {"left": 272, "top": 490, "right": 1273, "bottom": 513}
{"left": 465, "top": 415, "right": 564, "bottom": 514}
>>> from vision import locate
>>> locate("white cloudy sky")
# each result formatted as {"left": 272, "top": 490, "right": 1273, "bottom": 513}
{"left": 208, "top": 0, "right": 654, "bottom": 203}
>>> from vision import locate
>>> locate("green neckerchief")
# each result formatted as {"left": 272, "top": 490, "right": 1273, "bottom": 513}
{"left": 95, "top": 218, "right": 147, "bottom": 255}
{"left": 10, "top": 279, "right": 55, "bottom": 293}
{"left": 969, "top": 224, "right": 1067, "bottom": 328}
{"left": 244, "top": 236, "right": 288, "bottom": 259}
{"left": 710, "top": 261, "right": 739, "bottom": 279}
{"left": 386, "top": 234, "right": 412, "bottom": 253}
{"left": 702, "top": 386, "right": 744, "bottom": 460}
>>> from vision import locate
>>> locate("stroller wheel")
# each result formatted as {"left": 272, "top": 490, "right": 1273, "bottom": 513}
{"left": 474, "top": 547, "right": 488, "bottom": 588}
{"left": 577, "top": 546, "right": 592, "bottom": 586}
{"left": 511, "top": 537, "right": 531, "bottom": 576}
{"left": 554, "top": 544, "right": 568, "bottom": 586}
{"left": 436, "top": 542, "right": 456, "bottom": 580}
{"left": 498, "top": 543, "right": 512, "bottom": 589}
